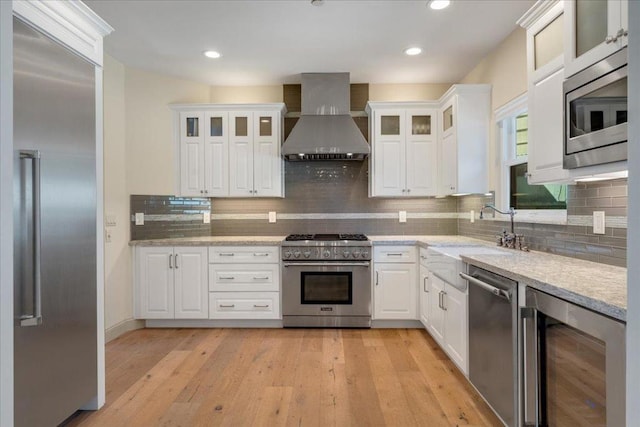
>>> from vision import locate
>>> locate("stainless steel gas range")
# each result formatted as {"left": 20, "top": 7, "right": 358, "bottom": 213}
{"left": 281, "top": 234, "right": 372, "bottom": 328}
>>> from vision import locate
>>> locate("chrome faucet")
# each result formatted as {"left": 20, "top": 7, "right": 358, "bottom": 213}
{"left": 480, "top": 204, "right": 516, "bottom": 233}
{"left": 479, "top": 204, "right": 528, "bottom": 251}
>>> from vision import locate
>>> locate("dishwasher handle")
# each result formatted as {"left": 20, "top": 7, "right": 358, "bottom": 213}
{"left": 459, "top": 272, "right": 511, "bottom": 302}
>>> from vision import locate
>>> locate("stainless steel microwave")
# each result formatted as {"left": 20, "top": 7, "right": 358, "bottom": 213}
{"left": 564, "top": 48, "right": 627, "bottom": 169}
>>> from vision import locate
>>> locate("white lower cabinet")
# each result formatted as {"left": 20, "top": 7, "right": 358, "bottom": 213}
{"left": 135, "top": 246, "right": 208, "bottom": 319}
{"left": 373, "top": 246, "right": 417, "bottom": 320}
{"left": 427, "top": 274, "right": 468, "bottom": 375}
{"left": 209, "top": 292, "right": 280, "bottom": 320}
{"left": 208, "top": 246, "right": 281, "bottom": 320}
{"left": 419, "top": 258, "right": 430, "bottom": 328}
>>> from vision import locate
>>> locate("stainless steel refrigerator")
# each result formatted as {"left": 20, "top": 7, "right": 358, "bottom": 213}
{"left": 13, "top": 16, "right": 97, "bottom": 426}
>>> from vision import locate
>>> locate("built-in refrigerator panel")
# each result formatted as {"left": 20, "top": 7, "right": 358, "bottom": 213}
{"left": 13, "top": 17, "right": 97, "bottom": 426}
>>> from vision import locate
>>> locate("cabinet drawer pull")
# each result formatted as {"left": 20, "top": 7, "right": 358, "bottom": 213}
{"left": 219, "top": 253, "right": 235, "bottom": 257}
{"left": 253, "top": 304, "right": 270, "bottom": 308}
{"left": 253, "top": 253, "right": 270, "bottom": 257}
{"left": 253, "top": 276, "right": 269, "bottom": 280}
{"left": 219, "top": 276, "right": 235, "bottom": 280}
{"left": 219, "top": 304, "right": 235, "bottom": 308}
{"left": 424, "top": 276, "right": 428, "bottom": 292}
{"left": 387, "top": 253, "right": 403, "bottom": 257}
{"left": 174, "top": 254, "right": 179, "bottom": 269}
{"left": 169, "top": 254, "right": 173, "bottom": 269}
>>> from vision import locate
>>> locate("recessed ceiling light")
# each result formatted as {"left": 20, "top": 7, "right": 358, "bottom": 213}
{"left": 428, "top": 0, "right": 450, "bottom": 10}
{"left": 404, "top": 47, "right": 422, "bottom": 56}
{"left": 203, "top": 50, "right": 221, "bottom": 59}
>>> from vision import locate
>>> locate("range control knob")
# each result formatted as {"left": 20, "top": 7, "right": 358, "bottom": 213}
{"left": 361, "top": 250, "right": 369, "bottom": 258}
{"left": 353, "top": 250, "right": 361, "bottom": 258}
{"left": 323, "top": 250, "right": 331, "bottom": 258}
{"left": 342, "top": 250, "right": 350, "bottom": 258}
{"left": 283, "top": 250, "right": 292, "bottom": 258}
{"left": 293, "top": 250, "right": 301, "bottom": 258}
{"left": 303, "top": 250, "right": 311, "bottom": 258}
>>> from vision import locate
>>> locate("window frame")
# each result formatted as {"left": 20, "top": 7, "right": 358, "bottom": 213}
{"left": 494, "top": 94, "right": 568, "bottom": 224}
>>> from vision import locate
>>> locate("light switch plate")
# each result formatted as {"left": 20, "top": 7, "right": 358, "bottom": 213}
{"left": 105, "top": 214, "right": 116, "bottom": 227}
{"left": 399, "top": 211, "right": 407, "bottom": 223}
{"left": 470, "top": 210, "right": 475, "bottom": 223}
{"left": 593, "top": 211, "right": 605, "bottom": 234}
{"left": 203, "top": 212, "right": 211, "bottom": 224}
{"left": 135, "top": 212, "right": 144, "bottom": 226}
{"left": 268, "top": 211, "right": 277, "bottom": 223}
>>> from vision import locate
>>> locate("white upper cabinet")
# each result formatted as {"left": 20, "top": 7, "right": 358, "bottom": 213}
{"left": 204, "top": 112, "right": 229, "bottom": 197}
{"left": 521, "top": 2, "right": 569, "bottom": 184}
{"left": 519, "top": 1, "right": 627, "bottom": 184}
{"left": 172, "top": 104, "right": 285, "bottom": 198}
{"left": 564, "top": 0, "right": 628, "bottom": 78}
{"left": 367, "top": 103, "right": 438, "bottom": 197}
{"left": 437, "top": 85, "right": 491, "bottom": 195}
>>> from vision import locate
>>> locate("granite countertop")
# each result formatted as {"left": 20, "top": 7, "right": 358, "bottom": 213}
{"left": 460, "top": 250, "right": 627, "bottom": 322}
{"left": 129, "top": 236, "right": 286, "bottom": 246}
{"left": 368, "top": 235, "right": 488, "bottom": 247}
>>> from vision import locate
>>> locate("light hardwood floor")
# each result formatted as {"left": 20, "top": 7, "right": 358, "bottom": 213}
{"left": 64, "top": 328, "right": 502, "bottom": 427}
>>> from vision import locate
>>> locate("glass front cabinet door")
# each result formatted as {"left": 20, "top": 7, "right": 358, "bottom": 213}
{"left": 564, "top": 0, "right": 628, "bottom": 77}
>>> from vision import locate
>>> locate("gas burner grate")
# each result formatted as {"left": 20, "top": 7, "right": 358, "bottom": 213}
{"left": 339, "top": 233, "right": 368, "bottom": 241}
{"left": 285, "top": 234, "right": 315, "bottom": 241}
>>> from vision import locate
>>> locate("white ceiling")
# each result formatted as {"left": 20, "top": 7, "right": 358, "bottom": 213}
{"left": 85, "top": 0, "right": 535, "bottom": 86}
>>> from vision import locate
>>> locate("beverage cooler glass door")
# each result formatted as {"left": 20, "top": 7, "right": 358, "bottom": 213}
{"left": 522, "top": 288, "right": 625, "bottom": 426}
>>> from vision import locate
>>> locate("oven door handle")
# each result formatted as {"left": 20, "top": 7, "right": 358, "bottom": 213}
{"left": 459, "top": 272, "right": 511, "bottom": 302}
{"left": 283, "top": 262, "right": 370, "bottom": 267}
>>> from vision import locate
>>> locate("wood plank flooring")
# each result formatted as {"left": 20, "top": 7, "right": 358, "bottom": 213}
{"left": 63, "top": 328, "right": 502, "bottom": 427}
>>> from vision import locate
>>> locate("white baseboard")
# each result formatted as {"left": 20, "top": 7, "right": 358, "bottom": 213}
{"left": 145, "top": 319, "right": 284, "bottom": 328}
{"left": 105, "top": 318, "right": 145, "bottom": 342}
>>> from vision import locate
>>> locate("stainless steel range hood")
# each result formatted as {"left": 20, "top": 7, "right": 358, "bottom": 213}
{"left": 282, "top": 73, "right": 370, "bottom": 161}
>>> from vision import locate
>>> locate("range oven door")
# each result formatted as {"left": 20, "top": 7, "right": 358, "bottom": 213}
{"left": 564, "top": 47, "right": 627, "bottom": 169}
{"left": 522, "top": 288, "right": 625, "bottom": 426}
{"left": 282, "top": 261, "right": 371, "bottom": 327}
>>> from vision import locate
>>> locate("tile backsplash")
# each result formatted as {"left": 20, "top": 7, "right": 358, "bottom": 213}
{"left": 457, "top": 179, "right": 627, "bottom": 267}
{"left": 129, "top": 166, "right": 627, "bottom": 267}
{"left": 130, "top": 195, "right": 210, "bottom": 240}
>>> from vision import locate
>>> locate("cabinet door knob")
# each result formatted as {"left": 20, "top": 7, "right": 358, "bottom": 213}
{"left": 605, "top": 35, "right": 616, "bottom": 44}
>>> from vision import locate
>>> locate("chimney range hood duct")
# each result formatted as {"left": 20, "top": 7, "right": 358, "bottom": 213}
{"left": 282, "top": 73, "right": 370, "bottom": 161}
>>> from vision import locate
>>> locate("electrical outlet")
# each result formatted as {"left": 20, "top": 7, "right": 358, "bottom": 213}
{"left": 203, "top": 212, "right": 211, "bottom": 224}
{"left": 470, "top": 210, "right": 475, "bottom": 223}
{"left": 399, "top": 211, "right": 407, "bottom": 223}
{"left": 135, "top": 212, "right": 144, "bottom": 226}
{"left": 593, "top": 211, "right": 605, "bottom": 234}
{"left": 268, "top": 211, "right": 277, "bottom": 223}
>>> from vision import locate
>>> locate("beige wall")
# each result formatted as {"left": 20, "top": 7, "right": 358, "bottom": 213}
{"left": 210, "top": 85, "right": 282, "bottom": 103}
{"left": 103, "top": 54, "right": 132, "bottom": 333}
{"left": 460, "top": 27, "right": 528, "bottom": 198}
{"left": 369, "top": 83, "right": 452, "bottom": 101}
{"left": 461, "top": 27, "right": 527, "bottom": 112}
{"left": 125, "top": 68, "right": 209, "bottom": 195}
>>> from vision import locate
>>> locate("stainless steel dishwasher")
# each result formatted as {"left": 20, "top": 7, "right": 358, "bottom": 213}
{"left": 460, "top": 265, "right": 518, "bottom": 427}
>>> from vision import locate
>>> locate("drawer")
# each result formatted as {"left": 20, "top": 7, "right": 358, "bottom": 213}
{"left": 209, "top": 246, "right": 279, "bottom": 263}
{"left": 419, "top": 247, "right": 428, "bottom": 267}
{"left": 209, "top": 292, "right": 280, "bottom": 319}
{"left": 209, "top": 264, "right": 280, "bottom": 292}
{"left": 373, "top": 245, "right": 417, "bottom": 263}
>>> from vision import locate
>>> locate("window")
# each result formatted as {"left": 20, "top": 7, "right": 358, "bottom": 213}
{"left": 496, "top": 95, "right": 566, "bottom": 216}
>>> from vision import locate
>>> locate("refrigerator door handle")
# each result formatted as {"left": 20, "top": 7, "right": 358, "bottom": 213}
{"left": 20, "top": 150, "right": 43, "bottom": 327}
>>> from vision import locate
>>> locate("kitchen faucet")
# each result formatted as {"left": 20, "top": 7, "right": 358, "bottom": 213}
{"left": 479, "top": 204, "right": 528, "bottom": 250}
{"left": 480, "top": 204, "right": 515, "bottom": 233}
